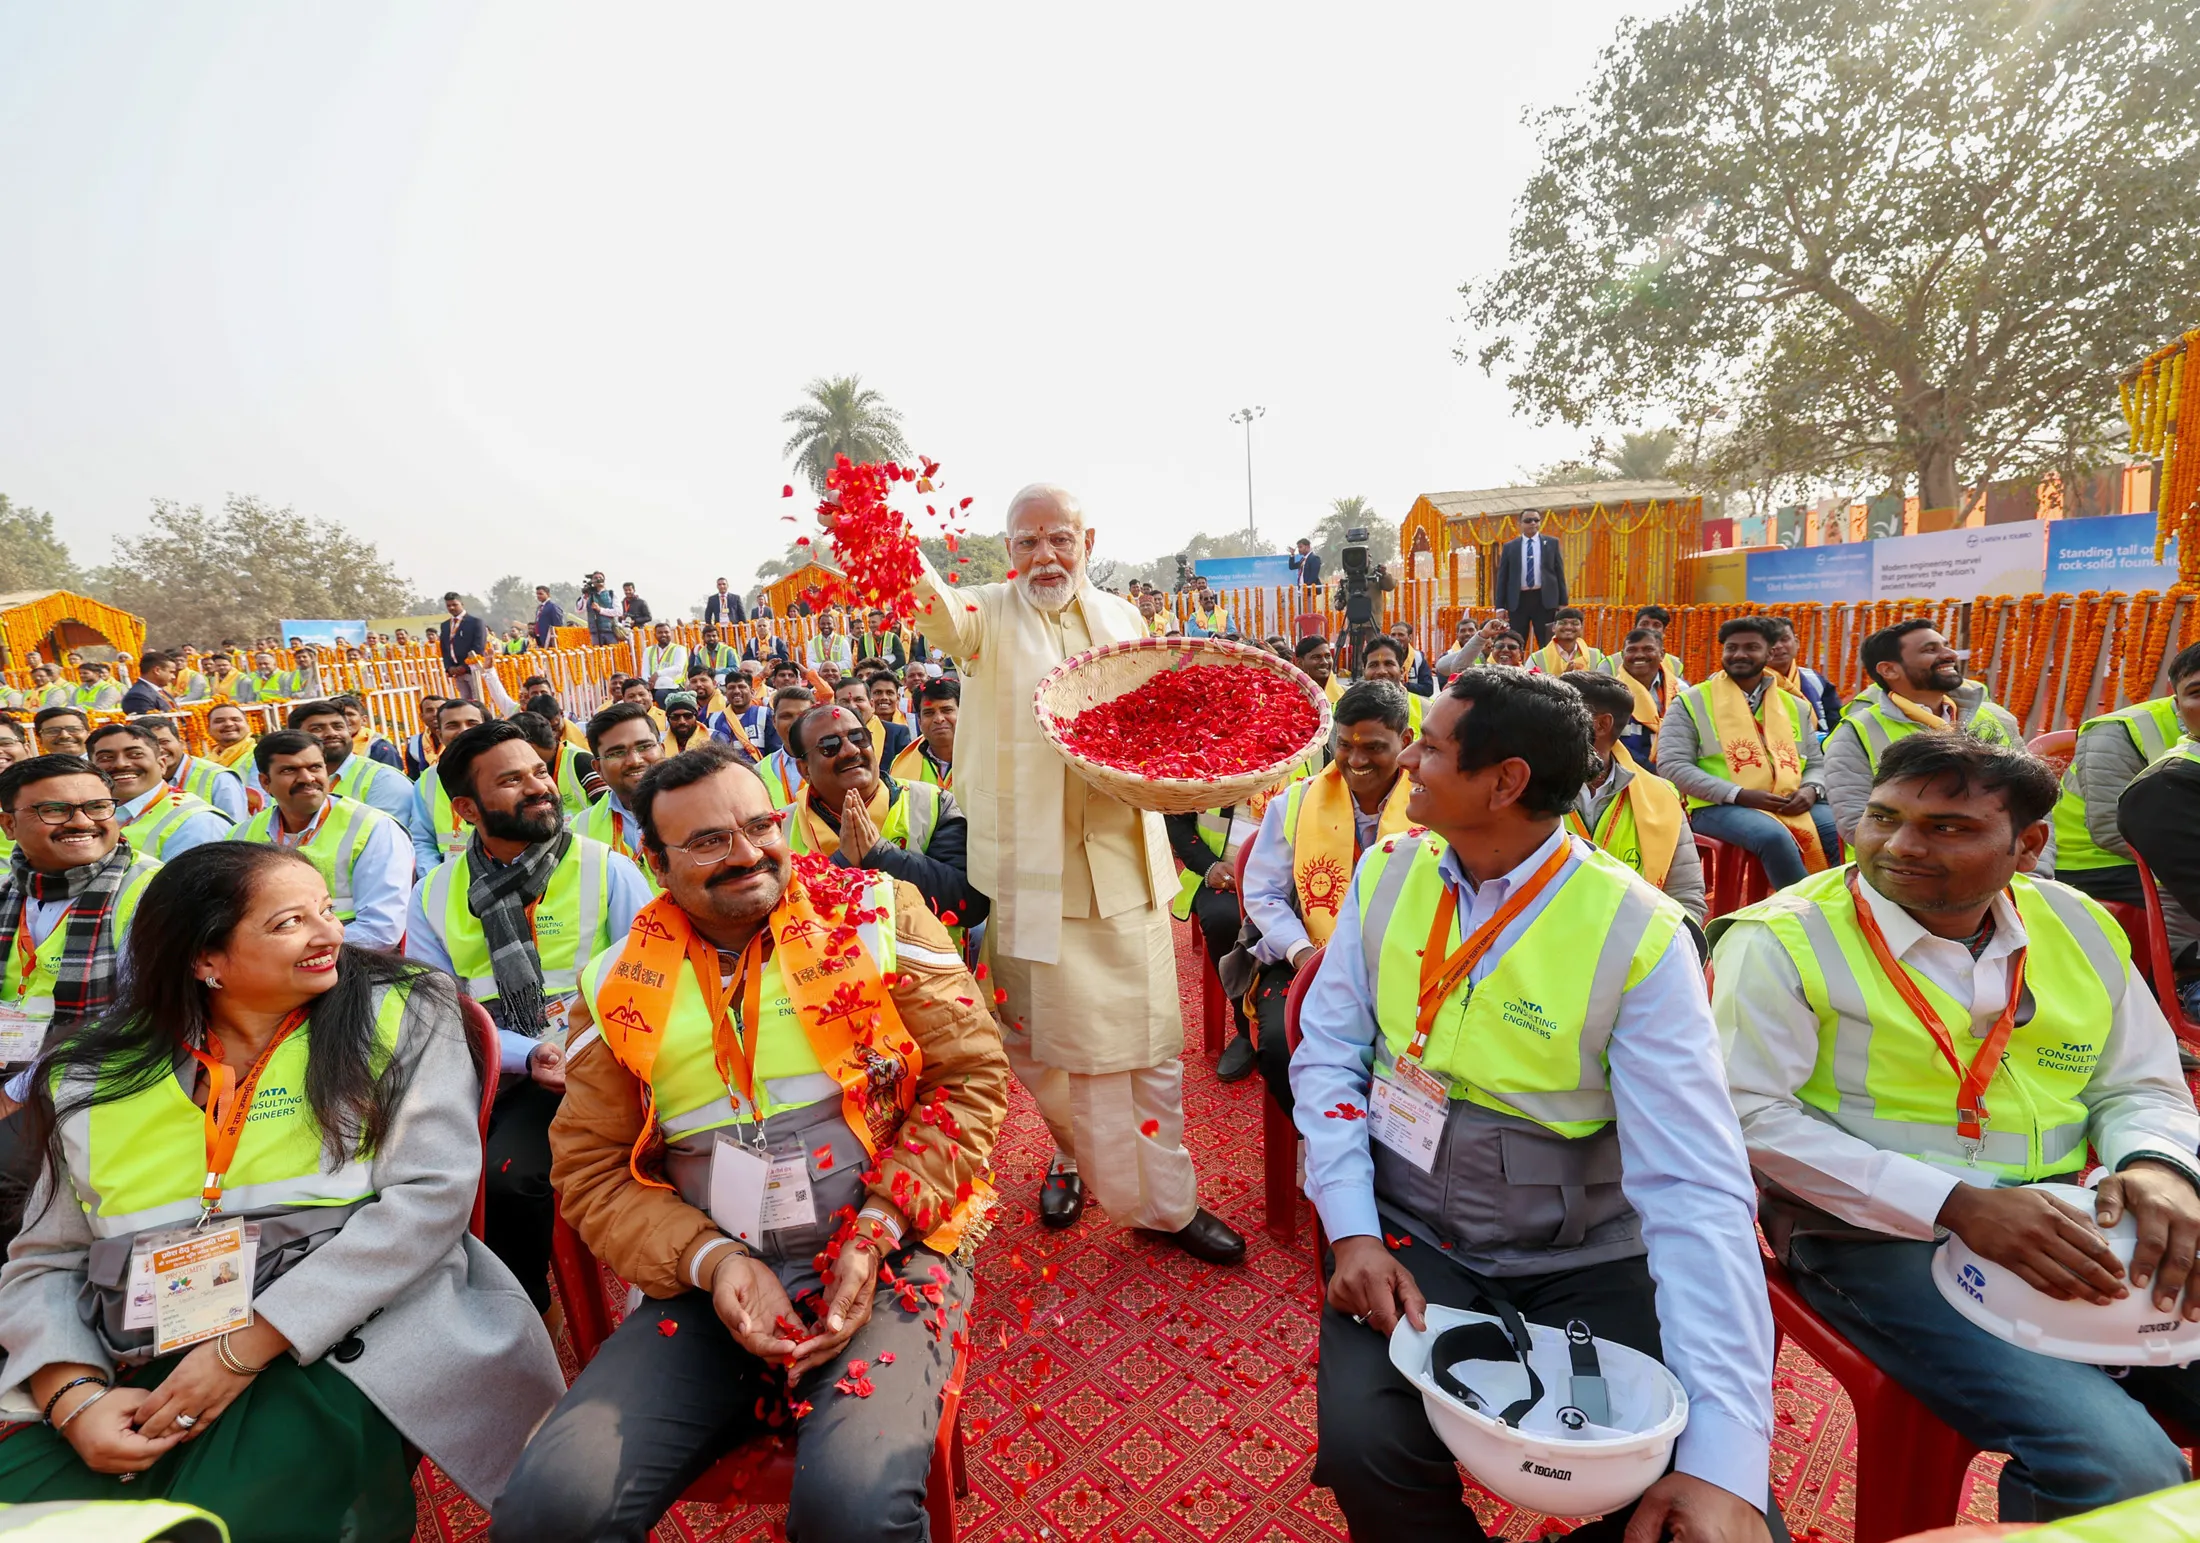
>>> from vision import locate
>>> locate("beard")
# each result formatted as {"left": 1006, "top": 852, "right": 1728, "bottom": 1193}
{"left": 1015, "top": 557, "right": 1084, "bottom": 613}
{"left": 481, "top": 794, "right": 563, "bottom": 844}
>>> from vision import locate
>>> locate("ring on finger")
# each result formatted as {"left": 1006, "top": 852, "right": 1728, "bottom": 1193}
{"left": 174, "top": 1413, "right": 198, "bottom": 1430}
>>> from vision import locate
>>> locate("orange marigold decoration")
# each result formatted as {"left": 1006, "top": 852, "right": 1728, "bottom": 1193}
{"left": 2095, "top": 597, "right": 2127, "bottom": 718}
{"left": 2061, "top": 592, "right": 2108, "bottom": 730}
{"left": 1969, "top": 598, "right": 2004, "bottom": 691}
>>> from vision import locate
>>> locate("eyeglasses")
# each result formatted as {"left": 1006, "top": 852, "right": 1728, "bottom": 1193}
{"left": 662, "top": 810, "right": 788, "bottom": 865}
{"left": 810, "top": 726, "right": 873, "bottom": 758}
{"left": 597, "top": 739, "right": 662, "bottom": 763}
{"left": 21, "top": 799, "right": 117, "bottom": 825}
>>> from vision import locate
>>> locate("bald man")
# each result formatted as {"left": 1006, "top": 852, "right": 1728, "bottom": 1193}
{"left": 851, "top": 484, "right": 1244, "bottom": 1265}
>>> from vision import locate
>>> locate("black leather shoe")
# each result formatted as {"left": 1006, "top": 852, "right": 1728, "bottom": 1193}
{"left": 1039, "top": 1169, "right": 1085, "bottom": 1230}
{"left": 1215, "top": 1032, "right": 1257, "bottom": 1084}
{"left": 1152, "top": 1207, "right": 1246, "bottom": 1266}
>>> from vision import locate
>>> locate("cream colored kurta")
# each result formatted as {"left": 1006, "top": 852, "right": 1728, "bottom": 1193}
{"left": 914, "top": 554, "right": 1181, "bottom": 1075}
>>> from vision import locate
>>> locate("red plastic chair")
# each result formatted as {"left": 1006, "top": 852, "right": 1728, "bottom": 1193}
{"left": 1768, "top": 1252, "right": 2197, "bottom": 1541}
{"left": 2134, "top": 854, "right": 2200, "bottom": 1046}
{"left": 1282, "top": 949, "right": 1328, "bottom": 1306}
{"left": 1695, "top": 834, "right": 1773, "bottom": 920}
{"left": 458, "top": 997, "right": 500, "bottom": 1242}
{"left": 2027, "top": 729, "right": 2077, "bottom": 777}
{"left": 548, "top": 1210, "right": 970, "bottom": 1538}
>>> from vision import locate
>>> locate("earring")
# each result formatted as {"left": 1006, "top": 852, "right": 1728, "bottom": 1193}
{"left": 202, "top": 976, "right": 221, "bottom": 990}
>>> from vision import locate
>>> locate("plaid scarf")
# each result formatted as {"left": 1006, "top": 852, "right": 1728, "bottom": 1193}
{"left": 0, "top": 841, "right": 138, "bottom": 1028}
{"left": 463, "top": 829, "right": 570, "bottom": 1036}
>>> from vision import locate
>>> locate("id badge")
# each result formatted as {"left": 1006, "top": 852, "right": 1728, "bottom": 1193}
{"left": 0, "top": 998, "right": 52, "bottom": 1065}
{"left": 143, "top": 1222, "right": 259, "bottom": 1353}
{"left": 1368, "top": 1058, "right": 1449, "bottom": 1175}
{"left": 762, "top": 1152, "right": 816, "bottom": 1231}
{"left": 709, "top": 1136, "right": 768, "bottom": 1247}
{"left": 540, "top": 992, "right": 580, "bottom": 1051}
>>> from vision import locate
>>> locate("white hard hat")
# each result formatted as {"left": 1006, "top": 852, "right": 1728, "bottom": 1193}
{"left": 1387, "top": 1301, "right": 1688, "bottom": 1517}
{"left": 1932, "top": 1181, "right": 2200, "bottom": 1367}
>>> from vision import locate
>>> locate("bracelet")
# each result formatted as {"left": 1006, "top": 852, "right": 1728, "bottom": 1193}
{"left": 215, "top": 1332, "right": 272, "bottom": 1377}
{"left": 53, "top": 1385, "right": 108, "bottom": 1434}
{"left": 41, "top": 1375, "right": 110, "bottom": 1427}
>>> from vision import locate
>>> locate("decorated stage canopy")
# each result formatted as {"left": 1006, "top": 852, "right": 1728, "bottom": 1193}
{"left": 1401, "top": 479, "right": 1703, "bottom": 609}
{"left": 762, "top": 560, "right": 846, "bottom": 617}
{"left": 0, "top": 589, "right": 145, "bottom": 669}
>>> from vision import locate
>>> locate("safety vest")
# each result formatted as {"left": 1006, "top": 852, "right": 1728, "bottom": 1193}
{"left": 1565, "top": 765, "right": 1684, "bottom": 888}
{"left": 0, "top": 1499, "right": 232, "bottom": 1540}
{"left": 758, "top": 751, "right": 804, "bottom": 809}
{"left": 417, "top": 837, "right": 618, "bottom": 1006}
{"left": 1676, "top": 678, "right": 1814, "bottom": 810}
{"left": 783, "top": 783, "right": 949, "bottom": 933}
{"left": 327, "top": 752, "right": 405, "bottom": 819}
{"left": 36, "top": 682, "right": 70, "bottom": 708}
{"left": 1833, "top": 683, "right": 2020, "bottom": 771}
{"left": 176, "top": 756, "right": 243, "bottom": 812}
{"left": 2, "top": 856, "right": 162, "bottom": 1015}
{"left": 235, "top": 796, "right": 395, "bottom": 921}
{"left": 54, "top": 983, "right": 410, "bottom": 1240}
{"left": 1708, "top": 866, "right": 2125, "bottom": 1182}
{"left": 891, "top": 740, "right": 950, "bottom": 790}
{"left": 1169, "top": 808, "right": 1236, "bottom": 921}
{"left": 549, "top": 742, "right": 593, "bottom": 818}
{"left": 2050, "top": 697, "right": 2184, "bottom": 872}
{"left": 71, "top": 684, "right": 119, "bottom": 710}
{"left": 697, "top": 642, "right": 738, "bottom": 671}
{"left": 245, "top": 672, "right": 287, "bottom": 700}
{"left": 1356, "top": 832, "right": 1682, "bottom": 1137}
{"left": 578, "top": 883, "right": 901, "bottom": 1134}
{"left": 575, "top": 795, "right": 659, "bottom": 894}
{"left": 121, "top": 789, "right": 228, "bottom": 861}
{"left": 421, "top": 772, "right": 472, "bottom": 861}
{"left": 644, "top": 644, "right": 688, "bottom": 683}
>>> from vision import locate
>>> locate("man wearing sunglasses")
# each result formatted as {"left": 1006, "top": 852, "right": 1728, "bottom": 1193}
{"left": 782, "top": 704, "right": 985, "bottom": 946}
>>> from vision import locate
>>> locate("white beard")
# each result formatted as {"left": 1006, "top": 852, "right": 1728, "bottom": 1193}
{"left": 1016, "top": 563, "right": 1083, "bottom": 613}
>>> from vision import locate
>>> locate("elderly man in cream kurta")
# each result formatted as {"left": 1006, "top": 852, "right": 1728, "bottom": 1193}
{"left": 903, "top": 485, "right": 1246, "bottom": 1265}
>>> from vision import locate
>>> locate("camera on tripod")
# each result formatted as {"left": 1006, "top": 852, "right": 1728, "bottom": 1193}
{"left": 1338, "top": 529, "right": 1375, "bottom": 626}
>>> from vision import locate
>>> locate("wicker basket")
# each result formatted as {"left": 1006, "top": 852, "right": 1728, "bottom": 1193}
{"left": 1031, "top": 636, "right": 1334, "bottom": 815}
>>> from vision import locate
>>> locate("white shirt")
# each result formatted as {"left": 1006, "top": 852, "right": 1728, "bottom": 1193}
{"left": 1717, "top": 872, "right": 2200, "bottom": 1238}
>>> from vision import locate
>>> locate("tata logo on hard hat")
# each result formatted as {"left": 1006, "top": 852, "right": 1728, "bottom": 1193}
{"left": 1959, "top": 1263, "right": 1987, "bottom": 1303}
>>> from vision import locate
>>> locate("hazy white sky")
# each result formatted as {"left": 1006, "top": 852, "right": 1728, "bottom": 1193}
{"left": 1, "top": 2, "right": 1672, "bottom": 614}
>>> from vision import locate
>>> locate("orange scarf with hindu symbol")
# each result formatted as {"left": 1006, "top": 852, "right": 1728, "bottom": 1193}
{"left": 1292, "top": 762, "right": 1413, "bottom": 943}
{"left": 1707, "top": 673, "right": 1828, "bottom": 873}
{"left": 591, "top": 875, "right": 990, "bottom": 1254}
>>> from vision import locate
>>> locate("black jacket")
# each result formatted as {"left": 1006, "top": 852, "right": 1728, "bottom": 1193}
{"left": 1164, "top": 807, "right": 1237, "bottom": 877}
{"left": 2118, "top": 753, "right": 2200, "bottom": 965}
{"left": 704, "top": 593, "right": 746, "bottom": 626}
{"left": 1494, "top": 534, "right": 1568, "bottom": 614}
{"left": 439, "top": 614, "right": 489, "bottom": 672}
{"left": 1290, "top": 551, "right": 1323, "bottom": 588}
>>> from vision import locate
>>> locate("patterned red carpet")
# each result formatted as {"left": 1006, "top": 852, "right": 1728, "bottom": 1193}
{"left": 409, "top": 922, "right": 2009, "bottom": 1542}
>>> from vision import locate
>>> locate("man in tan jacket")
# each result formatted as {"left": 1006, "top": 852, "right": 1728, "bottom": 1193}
{"left": 493, "top": 743, "right": 1008, "bottom": 1543}
{"left": 898, "top": 484, "right": 1244, "bottom": 1265}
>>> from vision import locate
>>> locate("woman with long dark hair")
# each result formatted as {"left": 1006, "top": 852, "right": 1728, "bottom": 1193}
{"left": 0, "top": 842, "right": 563, "bottom": 1539}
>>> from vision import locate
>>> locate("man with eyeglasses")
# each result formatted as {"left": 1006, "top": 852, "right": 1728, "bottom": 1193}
{"left": 406, "top": 720, "right": 650, "bottom": 1317}
{"left": 783, "top": 703, "right": 986, "bottom": 948}
{"left": 86, "top": 722, "right": 233, "bottom": 862}
{"left": 577, "top": 702, "right": 665, "bottom": 888}
{"left": 494, "top": 742, "right": 1009, "bottom": 1543}
{"left": 31, "top": 708, "right": 88, "bottom": 759}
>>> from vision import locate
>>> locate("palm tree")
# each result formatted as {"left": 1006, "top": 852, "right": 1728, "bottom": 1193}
{"left": 781, "top": 376, "right": 913, "bottom": 495}
{"left": 1606, "top": 429, "right": 1679, "bottom": 481}
{"left": 1306, "top": 497, "right": 1397, "bottom": 571}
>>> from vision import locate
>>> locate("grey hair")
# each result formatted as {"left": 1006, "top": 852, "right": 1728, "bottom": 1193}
{"left": 1005, "top": 483, "right": 1086, "bottom": 530}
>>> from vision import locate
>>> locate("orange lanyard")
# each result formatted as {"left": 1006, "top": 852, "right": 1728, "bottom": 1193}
{"left": 277, "top": 798, "right": 334, "bottom": 848}
{"left": 134, "top": 787, "right": 173, "bottom": 825}
{"left": 189, "top": 1008, "right": 309, "bottom": 1215}
{"left": 1409, "top": 841, "right": 1571, "bottom": 1060}
{"left": 689, "top": 931, "right": 768, "bottom": 1108}
{"left": 1847, "top": 870, "right": 2027, "bottom": 1149}
{"left": 14, "top": 911, "right": 39, "bottom": 997}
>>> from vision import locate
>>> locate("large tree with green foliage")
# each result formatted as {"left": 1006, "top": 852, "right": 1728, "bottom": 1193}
{"left": 1466, "top": 0, "right": 2200, "bottom": 511}
{"left": 0, "top": 495, "right": 82, "bottom": 594}
{"left": 93, "top": 495, "right": 414, "bottom": 644}
{"left": 780, "top": 375, "right": 912, "bottom": 496}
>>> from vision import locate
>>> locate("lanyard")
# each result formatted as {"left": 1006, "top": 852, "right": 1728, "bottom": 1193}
{"left": 1409, "top": 841, "right": 1572, "bottom": 1060}
{"left": 189, "top": 1008, "right": 309, "bottom": 1218}
{"left": 276, "top": 797, "right": 334, "bottom": 849}
{"left": 693, "top": 931, "right": 768, "bottom": 1113}
{"left": 14, "top": 910, "right": 40, "bottom": 999}
{"left": 133, "top": 787, "right": 173, "bottom": 826}
{"left": 1846, "top": 870, "right": 2027, "bottom": 1152}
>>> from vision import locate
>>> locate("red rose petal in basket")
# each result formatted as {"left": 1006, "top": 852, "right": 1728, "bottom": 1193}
{"left": 1053, "top": 664, "right": 1319, "bottom": 779}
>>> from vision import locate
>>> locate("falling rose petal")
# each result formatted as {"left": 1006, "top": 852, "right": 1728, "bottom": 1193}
{"left": 796, "top": 535, "right": 810, "bottom": 546}
{"left": 782, "top": 485, "right": 794, "bottom": 497}
{"left": 1004, "top": 569, "right": 1019, "bottom": 580}
{"left": 1140, "top": 1119, "right": 1160, "bottom": 1137}
{"left": 657, "top": 1320, "right": 678, "bottom": 1337}
{"left": 878, "top": 1351, "right": 895, "bottom": 1364}
{"left": 814, "top": 1145, "right": 836, "bottom": 1172}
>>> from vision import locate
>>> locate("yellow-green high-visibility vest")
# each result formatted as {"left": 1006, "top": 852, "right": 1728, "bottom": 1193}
{"left": 1833, "top": 683, "right": 2020, "bottom": 772}
{"left": 578, "top": 874, "right": 902, "bottom": 1134}
{"left": 551, "top": 742, "right": 592, "bottom": 818}
{"left": 418, "top": 836, "right": 617, "bottom": 1007}
{"left": 1170, "top": 808, "right": 1234, "bottom": 921}
{"left": 1676, "top": 678, "right": 1814, "bottom": 811}
{"left": 37, "top": 682, "right": 70, "bottom": 708}
{"left": 423, "top": 771, "right": 471, "bottom": 861}
{"left": 2, "top": 855, "right": 161, "bottom": 1017}
{"left": 71, "top": 684, "right": 120, "bottom": 710}
{"left": 235, "top": 796, "right": 396, "bottom": 921}
{"left": 758, "top": 751, "right": 803, "bottom": 809}
{"left": 55, "top": 982, "right": 411, "bottom": 1238}
{"left": 1, "top": 1498, "right": 231, "bottom": 1541}
{"left": 2051, "top": 697, "right": 2185, "bottom": 872}
{"left": 122, "top": 789, "right": 227, "bottom": 861}
{"left": 575, "top": 795, "right": 658, "bottom": 894}
{"left": 1356, "top": 832, "right": 1683, "bottom": 1137}
{"left": 784, "top": 783, "right": 953, "bottom": 939}
{"left": 1709, "top": 865, "right": 2125, "bottom": 1181}
{"left": 177, "top": 756, "right": 241, "bottom": 812}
